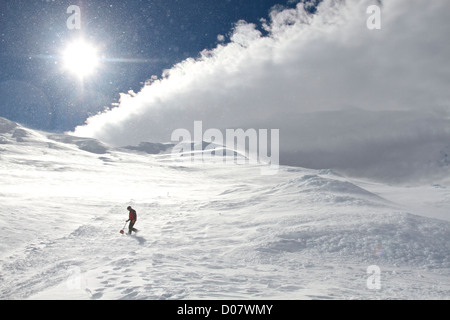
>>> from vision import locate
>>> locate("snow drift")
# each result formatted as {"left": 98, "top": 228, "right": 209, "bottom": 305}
{"left": 1, "top": 117, "right": 449, "bottom": 299}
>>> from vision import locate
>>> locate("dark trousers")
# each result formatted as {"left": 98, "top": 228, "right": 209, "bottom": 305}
{"left": 128, "top": 220, "right": 137, "bottom": 234}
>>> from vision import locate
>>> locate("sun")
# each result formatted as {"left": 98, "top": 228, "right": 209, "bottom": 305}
{"left": 62, "top": 40, "right": 99, "bottom": 79}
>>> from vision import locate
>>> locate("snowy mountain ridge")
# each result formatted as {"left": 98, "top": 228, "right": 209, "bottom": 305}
{"left": 0, "top": 117, "right": 449, "bottom": 299}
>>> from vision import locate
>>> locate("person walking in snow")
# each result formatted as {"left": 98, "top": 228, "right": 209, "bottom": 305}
{"left": 126, "top": 206, "right": 138, "bottom": 235}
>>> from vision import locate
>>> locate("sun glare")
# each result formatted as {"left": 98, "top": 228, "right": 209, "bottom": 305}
{"left": 62, "top": 40, "right": 99, "bottom": 79}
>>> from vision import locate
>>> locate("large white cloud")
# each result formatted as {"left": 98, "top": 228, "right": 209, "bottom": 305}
{"left": 73, "top": 0, "right": 450, "bottom": 182}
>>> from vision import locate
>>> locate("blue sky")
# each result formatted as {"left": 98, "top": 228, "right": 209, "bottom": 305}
{"left": 0, "top": 0, "right": 313, "bottom": 131}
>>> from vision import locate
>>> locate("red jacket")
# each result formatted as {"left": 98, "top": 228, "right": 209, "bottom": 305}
{"left": 128, "top": 209, "right": 137, "bottom": 221}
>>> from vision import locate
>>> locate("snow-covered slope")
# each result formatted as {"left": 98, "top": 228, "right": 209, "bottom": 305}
{"left": 0, "top": 118, "right": 449, "bottom": 300}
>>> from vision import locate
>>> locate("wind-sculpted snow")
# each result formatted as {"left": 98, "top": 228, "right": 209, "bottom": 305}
{"left": 0, "top": 118, "right": 31, "bottom": 144}
{"left": 261, "top": 211, "right": 450, "bottom": 268}
{"left": 48, "top": 134, "right": 109, "bottom": 154}
{"left": 1, "top": 121, "right": 449, "bottom": 299}
{"left": 0, "top": 117, "right": 17, "bottom": 134}
{"left": 273, "top": 174, "right": 386, "bottom": 206}
{"left": 122, "top": 142, "right": 174, "bottom": 155}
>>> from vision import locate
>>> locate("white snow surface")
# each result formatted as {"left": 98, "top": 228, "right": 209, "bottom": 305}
{"left": 0, "top": 118, "right": 449, "bottom": 300}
